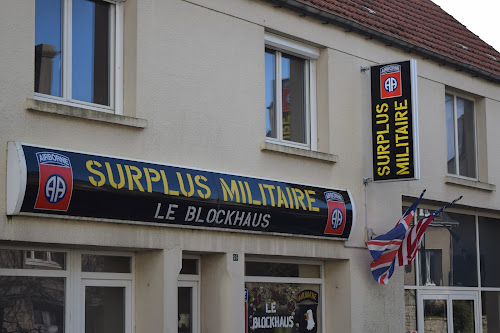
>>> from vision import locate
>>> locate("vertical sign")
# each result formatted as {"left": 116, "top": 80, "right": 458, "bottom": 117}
{"left": 371, "top": 60, "right": 420, "bottom": 181}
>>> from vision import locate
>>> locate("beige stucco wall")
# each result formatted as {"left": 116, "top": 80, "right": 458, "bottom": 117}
{"left": 1, "top": 0, "right": 500, "bottom": 332}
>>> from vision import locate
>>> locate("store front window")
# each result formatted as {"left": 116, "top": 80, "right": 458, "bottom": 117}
{"left": 0, "top": 249, "right": 133, "bottom": 333}
{"left": 245, "top": 258, "right": 323, "bottom": 332}
{"left": 404, "top": 205, "right": 500, "bottom": 333}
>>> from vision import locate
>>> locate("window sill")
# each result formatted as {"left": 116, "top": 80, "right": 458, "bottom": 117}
{"left": 445, "top": 175, "right": 496, "bottom": 192}
{"left": 260, "top": 141, "right": 338, "bottom": 163}
{"left": 26, "top": 99, "right": 148, "bottom": 129}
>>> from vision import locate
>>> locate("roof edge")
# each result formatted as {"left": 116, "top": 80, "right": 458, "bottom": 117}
{"left": 263, "top": 0, "right": 500, "bottom": 84}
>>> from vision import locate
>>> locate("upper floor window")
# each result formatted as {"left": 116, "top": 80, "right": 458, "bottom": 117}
{"left": 265, "top": 33, "right": 318, "bottom": 149}
{"left": 35, "top": 0, "right": 123, "bottom": 114}
{"left": 445, "top": 93, "right": 476, "bottom": 178}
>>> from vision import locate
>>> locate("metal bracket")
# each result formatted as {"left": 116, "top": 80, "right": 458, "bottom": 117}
{"left": 360, "top": 66, "right": 370, "bottom": 73}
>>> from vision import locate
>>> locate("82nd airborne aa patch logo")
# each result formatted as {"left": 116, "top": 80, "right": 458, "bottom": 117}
{"left": 323, "top": 191, "right": 346, "bottom": 236}
{"left": 34, "top": 152, "right": 73, "bottom": 211}
{"left": 380, "top": 64, "right": 402, "bottom": 99}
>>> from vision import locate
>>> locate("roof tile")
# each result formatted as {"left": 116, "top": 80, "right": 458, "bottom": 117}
{"left": 292, "top": 0, "right": 500, "bottom": 77}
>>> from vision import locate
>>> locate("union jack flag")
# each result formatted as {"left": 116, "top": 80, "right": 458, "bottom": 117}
{"left": 366, "top": 190, "right": 425, "bottom": 284}
{"left": 397, "top": 197, "right": 462, "bottom": 266}
{"left": 366, "top": 191, "right": 461, "bottom": 285}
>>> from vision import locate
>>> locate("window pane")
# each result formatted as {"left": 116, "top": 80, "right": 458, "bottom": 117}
{"left": 452, "top": 299, "right": 474, "bottom": 333}
{"left": 0, "top": 276, "right": 65, "bottom": 333}
{"left": 265, "top": 49, "right": 276, "bottom": 139}
{"left": 445, "top": 94, "right": 456, "bottom": 174}
{"left": 85, "top": 286, "right": 125, "bottom": 333}
{"left": 405, "top": 290, "right": 417, "bottom": 333}
{"left": 246, "top": 262, "right": 320, "bottom": 278}
{"left": 178, "top": 287, "right": 193, "bottom": 333}
{"left": 282, "top": 53, "right": 306, "bottom": 144}
{"left": 82, "top": 254, "right": 131, "bottom": 273}
{"left": 73, "top": 0, "right": 111, "bottom": 106}
{"left": 424, "top": 299, "right": 447, "bottom": 333}
{"left": 246, "top": 282, "right": 321, "bottom": 332}
{"left": 0, "top": 249, "right": 65, "bottom": 270}
{"left": 419, "top": 212, "right": 477, "bottom": 287}
{"left": 35, "top": 0, "right": 63, "bottom": 97}
{"left": 456, "top": 97, "right": 476, "bottom": 178}
{"left": 180, "top": 259, "right": 198, "bottom": 275}
{"left": 479, "top": 217, "right": 500, "bottom": 287}
{"left": 482, "top": 291, "right": 500, "bottom": 332}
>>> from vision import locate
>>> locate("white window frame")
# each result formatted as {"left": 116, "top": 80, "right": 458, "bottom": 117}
{"left": 264, "top": 33, "right": 318, "bottom": 150}
{"left": 34, "top": 0, "right": 124, "bottom": 115}
{"left": 445, "top": 92, "right": 478, "bottom": 180}
{"left": 178, "top": 255, "right": 201, "bottom": 333}
{"left": 0, "top": 247, "right": 134, "bottom": 333}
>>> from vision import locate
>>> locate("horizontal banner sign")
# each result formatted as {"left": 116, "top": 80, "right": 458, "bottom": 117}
{"left": 370, "top": 60, "right": 420, "bottom": 181}
{"left": 7, "top": 143, "right": 354, "bottom": 239}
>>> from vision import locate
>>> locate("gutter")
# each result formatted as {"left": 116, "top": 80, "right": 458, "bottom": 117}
{"left": 263, "top": 0, "right": 500, "bottom": 84}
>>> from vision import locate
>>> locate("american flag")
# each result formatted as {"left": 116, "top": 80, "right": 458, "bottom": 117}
{"left": 366, "top": 191, "right": 461, "bottom": 285}
{"left": 397, "top": 197, "right": 462, "bottom": 266}
{"left": 366, "top": 191, "right": 424, "bottom": 284}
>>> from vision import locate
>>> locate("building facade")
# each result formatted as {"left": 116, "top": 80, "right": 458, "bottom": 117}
{"left": 1, "top": 0, "right": 500, "bottom": 332}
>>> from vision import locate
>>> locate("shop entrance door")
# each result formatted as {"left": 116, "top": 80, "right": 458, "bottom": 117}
{"left": 82, "top": 279, "right": 132, "bottom": 333}
{"left": 418, "top": 291, "right": 479, "bottom": 332}
{"left": 178, "top": 280, "right": 199, "bottom": 333}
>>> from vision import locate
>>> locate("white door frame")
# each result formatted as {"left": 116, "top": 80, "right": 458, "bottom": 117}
{"left": 81, "top": 279, "right": 132, "bottom": 333}
{"left": 418, "top": 290, "right": 480, "bottom": 333}
{"left": 178, "top": 280, "right": 200, "bottom": 333}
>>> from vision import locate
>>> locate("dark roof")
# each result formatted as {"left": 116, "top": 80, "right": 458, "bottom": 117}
{"left": 264, "top": 0, "right": 500, "bottom": 82}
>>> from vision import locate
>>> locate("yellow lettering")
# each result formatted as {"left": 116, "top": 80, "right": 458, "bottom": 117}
{"left": 105, "top": 162, "right": 125, "bottom": 189}
{"left": 293, "top": 188, "right": 307, "bottom": 210}
{"left": 86, "top": 160, "right": 105, "bottom": 187}
{"left": 177, "top": 172, "right": 195, "bottom": 197}
{"left": 195, "top": 175, "right": 211, "bottom": 199}
{"left": 220, "top": 178, "right": 241, "bottom": 203}
{"left": 376, "top": 103, "right": 389, "bottom": 113}
{"left": 262, "top": 184, "right": 276, "bottom": 207}
{"left": 305, "top": 190, "right": 320, "bottom": 212}
{"left": 276, "top": 186, "right": 289, "bottom": 208}
{"left": 143, "top": 168, "right": 161, "bottom": 192}
{"left": 127, "top": 165, "right": 144, "bottom": 192}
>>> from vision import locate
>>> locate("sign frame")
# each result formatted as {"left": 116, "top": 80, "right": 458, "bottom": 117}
{"left": 7, "top": 142, "right": 356, "bottom": 241}
{"left": 370, "top": 59, "right": 420, "bottom": 182}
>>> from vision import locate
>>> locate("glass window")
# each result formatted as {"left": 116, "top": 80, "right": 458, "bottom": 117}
{"left": 72, "top": 0, "right": 111, "bottom": 105}
{"left": 246, "top": 282, "right": 321, "bottom": 332}
{"left": 82, "top": 254, "right": 131, "bottom": 273}
{"left": 246, "top": 261, "right": 320, "bottom": 278}
{"left": 482, "top": 291, "right": 500, "bottom": 332}
{"left": 35, "top": 0, "right": 121, "bottom": 110}
{"left": 418, "top": 211, "right": 477, "bottom": 287}
{"left": 445, "top": 93, "right": 476, "bottom": 178}
{"left": 85, "top": 286, "right": 125, "bottom": 333}
{"left": 479, "top": 217, "right": 500, "bottom": 287}
{"left": 180, "top": 259, "right": 199, "bottom": 275}
{"left": 0, "top": 276, "right": 65, "bottom": 333}
{"left": 178, "top": 287, "right": 193, "bottom": 333}
{"left": 0, "top": 249, "right": 65, "bottom": 270}
{"left": 265, "top": 34, "right": 317, "bottom": 148}
{"left": 424, "top": 299, "right": 448, "bottom": 332}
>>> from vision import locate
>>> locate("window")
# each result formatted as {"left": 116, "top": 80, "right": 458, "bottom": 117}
{"left": 0, "top": 249, "right": 133, "bottom": 333}
{"left": 445, "top": 93, "right": 476, "bottom": 178}
{"left": 178, "top": 256, "right": 200, "bottom": 333}
{"left": 34, "top": 0, "right": 123, "bottom": 114}
{"left": 245, "top": 257, "right": 323, "bottom": 332}
{"left": 403, "top": 204, "right": 500, "bottom": 332}
{"left": 265, "top": 33, "right": 318, "bottom": 149}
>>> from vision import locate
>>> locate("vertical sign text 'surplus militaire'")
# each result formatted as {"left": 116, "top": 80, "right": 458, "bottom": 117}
{"left": 371, "top": 60, "right": 420, "bottom": 182}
